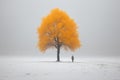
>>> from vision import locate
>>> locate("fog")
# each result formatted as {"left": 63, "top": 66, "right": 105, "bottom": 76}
{"left": 0, "top": 1, "right": 120, "bottom": 80}
{"left": 0, "top": 0, "right": 120, "bottom": 58}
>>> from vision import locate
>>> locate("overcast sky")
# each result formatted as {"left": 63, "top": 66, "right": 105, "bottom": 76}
{"left": 0, "top": 0, "right": 120, "bottom": 58}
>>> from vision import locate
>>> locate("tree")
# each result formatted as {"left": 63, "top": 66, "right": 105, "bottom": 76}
{"left": 37, "top": 8, "right": 81, "bottom": 62}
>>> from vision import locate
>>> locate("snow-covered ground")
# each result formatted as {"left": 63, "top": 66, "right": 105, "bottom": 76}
{"left": 0, "top": 57, "right": 120, "bottom": 80}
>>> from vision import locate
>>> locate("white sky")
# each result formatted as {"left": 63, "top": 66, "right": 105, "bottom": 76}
{"left": 0, "top": 0, "right": 120, "bottom": 57}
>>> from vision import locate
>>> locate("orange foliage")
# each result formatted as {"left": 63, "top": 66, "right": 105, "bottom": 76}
{"left": 37, "top": 8, "right": 81, "bottom": 52}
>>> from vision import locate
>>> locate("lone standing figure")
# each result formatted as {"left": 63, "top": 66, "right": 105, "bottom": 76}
{"left": 71, "top": 55, "right": 74, "bottom": 62}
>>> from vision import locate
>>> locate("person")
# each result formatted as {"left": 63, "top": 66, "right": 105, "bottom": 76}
{"left": 71, "top": 55, "right": 74, "bottom": 62}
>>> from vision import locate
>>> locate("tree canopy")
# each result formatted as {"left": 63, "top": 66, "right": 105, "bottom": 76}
{"left": 37, "top": 8, "right": 81, "bottom": 52}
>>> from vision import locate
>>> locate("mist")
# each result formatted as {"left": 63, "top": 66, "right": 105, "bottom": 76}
{"left": 0, "top": 0, "right": 120, "bottom": 58}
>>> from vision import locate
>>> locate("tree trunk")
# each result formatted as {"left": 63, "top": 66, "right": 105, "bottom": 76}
{"left": 57, "top": 45, "right": 60, "bottom": 62}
